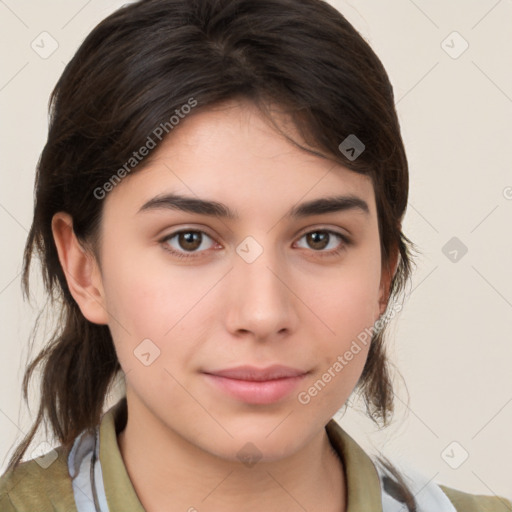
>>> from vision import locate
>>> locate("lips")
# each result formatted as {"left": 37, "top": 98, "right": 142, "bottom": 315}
{"left": 202, "top": 364, "right": 309, "bottom": 404}
{"left": 203, "top": 364, "right": 308, "bottom": 381}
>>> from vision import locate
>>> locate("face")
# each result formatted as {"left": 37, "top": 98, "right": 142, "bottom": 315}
{"left": 92, "top": 99, "right": 388, "bottom": 461}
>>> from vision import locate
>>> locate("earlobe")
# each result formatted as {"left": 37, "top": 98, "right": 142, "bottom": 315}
{"left": 51, "top": 212, "right": 109, "bottom": 325}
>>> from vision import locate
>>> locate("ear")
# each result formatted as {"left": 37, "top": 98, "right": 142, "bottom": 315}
{"left": 377, "top": 241, "right": 400, "bottom": 317}
{"left": 51, "top": 212, "right": 109, "bottom": 325}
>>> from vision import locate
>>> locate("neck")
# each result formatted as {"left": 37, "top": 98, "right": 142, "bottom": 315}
{"left": 117, "top": 401, "right": 346, "bottom": 512}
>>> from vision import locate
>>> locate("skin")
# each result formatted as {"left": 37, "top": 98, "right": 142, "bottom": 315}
{"left": 52, "top": 99, "right": 397, "bottom": 512}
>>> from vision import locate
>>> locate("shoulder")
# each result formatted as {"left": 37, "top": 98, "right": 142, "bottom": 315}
{"left": 0, "top": 444, "right": 77, "bottom": 512}
{"left": 373, "top": 454, "right": 511, "bottom": 512}
{"left": 440, "top": 484, "right": 512, "bottom": 512}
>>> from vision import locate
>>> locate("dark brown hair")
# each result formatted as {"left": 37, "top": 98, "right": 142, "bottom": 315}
{"left": 6, "top": 0, "right": 418, "bottom": 507}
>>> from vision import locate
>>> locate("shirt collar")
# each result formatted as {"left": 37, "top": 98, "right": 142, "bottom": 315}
{"left": 98, "top": 397, "right": 383, "bottom": 512}
{"left": 98, "top": 397, "right": 145, "bottom": 512}
{"left": 325, "top": 419, "right": 383, "bottom": 512}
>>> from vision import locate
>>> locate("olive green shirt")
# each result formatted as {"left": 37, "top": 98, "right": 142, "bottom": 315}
{"left": 1, "top": 398, "right": 510, "bottom": 511}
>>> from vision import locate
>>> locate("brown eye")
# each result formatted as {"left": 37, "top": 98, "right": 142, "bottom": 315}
{"left": 305, "top": 231, "right": 330, "bottom": 250}
{"left": 296, "top": 229, "right": 352, "bottom": 258}
{"left": 177, "top": 231, "right": 202, "bottom": 251}
{"left": 161, "top": 230, "right": 216, "bottom": 258}
{"left": 296, "top": 230, "right": 348, "bottom": 253}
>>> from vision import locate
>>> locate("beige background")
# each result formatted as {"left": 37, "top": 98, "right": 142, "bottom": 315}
{"left": 1, "top": 0, "right": 511, "bottom": 501}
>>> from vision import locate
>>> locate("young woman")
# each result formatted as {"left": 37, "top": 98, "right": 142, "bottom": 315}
{"left": 0, "top": 0, "right": 510, "bottom": 511}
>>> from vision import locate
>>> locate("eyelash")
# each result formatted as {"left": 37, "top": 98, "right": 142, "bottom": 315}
{"left": 159, "top": 228, "right": 351, "bottom": 260}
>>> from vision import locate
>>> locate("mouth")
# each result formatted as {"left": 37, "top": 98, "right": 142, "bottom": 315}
{"left": 202, "top": 365, "right": 309, "bottom": 405}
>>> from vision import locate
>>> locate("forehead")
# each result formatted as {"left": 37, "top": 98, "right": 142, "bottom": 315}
{"left": 103, "top": 99, "right": 376, "bottom": 218}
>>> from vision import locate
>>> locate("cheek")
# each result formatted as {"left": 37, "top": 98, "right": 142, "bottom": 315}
{"left": 101, "top": 253, "right": 220, "bottom": 370}
{"left": 298, "top": 308, "right": 373, "bottom": 419}
{"left": 296, "top": 337, "right": 371, "bottom": 422}
{"left": 309, "top": 261, "right": 381, "bottom": 342}
{"left": 297, "top": 258, "right": 380, "bottom": 406}
{"left": 102, "top": 250, "right": 199, "bottom": 332}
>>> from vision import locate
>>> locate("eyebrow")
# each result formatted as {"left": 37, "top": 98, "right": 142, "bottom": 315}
{"left": 137, "top": 193, "right": 370, "bottom": 220}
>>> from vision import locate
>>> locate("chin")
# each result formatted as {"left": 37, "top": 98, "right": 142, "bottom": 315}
{"left": 198, "top": 427, "right": 306, "bottom": 465}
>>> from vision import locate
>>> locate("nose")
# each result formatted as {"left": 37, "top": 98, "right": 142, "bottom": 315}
{"left": 224, "top": 240, "right": 298, "bottom": 341}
